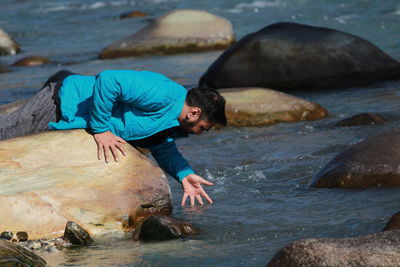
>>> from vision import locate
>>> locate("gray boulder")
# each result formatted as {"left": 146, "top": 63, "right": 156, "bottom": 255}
{"left": 268, "top": 230, "right": 400, "bottom": 267}
{"left": 99, "top": 9, "right": 234, "bottom": 59}
{"left": 0, "top": 239, "right": 46, "bottom": 266}
{"left": 309, "top": 128, "right": 400, "bottom": 188}
{"left": 199, "top": 22, "right": 400, "bottom": 91}
{"left": 0, "top": 28, "right": 20, "bottom": 56}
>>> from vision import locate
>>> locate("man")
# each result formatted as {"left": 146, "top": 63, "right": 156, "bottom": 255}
{"left": 0, "top": 70, "right": 227, "bottom": 207}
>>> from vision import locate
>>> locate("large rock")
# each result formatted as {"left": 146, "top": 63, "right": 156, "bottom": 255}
{"left": 309, "top": 128, "right": 400, "bottom": 188}
{"left": 0, "top": 28, "right": 20, "bottom": 56}
{"left": 199, "top": 22, "right": 400, "bottom": 91}
{"left": 0, "top": 99, "right": 27, "bottom": 115}
{"left": 383, "top": 212, "right": 400, "bottom": 231}
{"left": 267, "top": 230, "right": 400, "bottom": 266}
{"left": 0, "top": 239, "right": 46, "bottom": 266}
{"left": 12, "top": 56, "right": 51, "bottom": 67}
{"left": 0, "top": 129, "right": 171, "bottom": 240}
{"left": 99, "top": 9, "right": 234, "bottom": 59}
{"left": 220, "top": 88, "right": 327, "bottom": 126}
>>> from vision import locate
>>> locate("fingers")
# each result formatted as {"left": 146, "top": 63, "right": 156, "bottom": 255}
{"left": 115, "top": 142, "right": 127, "bottom": 157}
{"left": 190, "top": 195, "right": 195, "bottom": 206}
{"left": 200, "top": 177, "right": 214, "bottom": 186}
{"left": 195, "top": 195, "right": 204, "bottom": 205}
{"left": 181, "top": 193, "right": 189, "bottom": 206}
{"left": 200, "top": 188, "right": 213, "bottom": 204}
{"left": 115, "top": 136, "right": 127, "bottom": 144}
{"left": 97, "top": 143, "right": 103, "bottom": 161}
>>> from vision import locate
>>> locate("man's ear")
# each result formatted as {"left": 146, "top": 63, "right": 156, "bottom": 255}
{"left": 187, "top": 107, "right": 202, "bottom": 121}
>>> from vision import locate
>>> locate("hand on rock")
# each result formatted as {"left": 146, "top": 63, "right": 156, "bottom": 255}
{"left": 181, "top": 174, "right": 213, "bottom": 206}
{"left": 93, "top": 131, "right": 127, "bottom": 163}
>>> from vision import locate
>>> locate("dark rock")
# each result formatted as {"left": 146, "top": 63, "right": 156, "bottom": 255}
{"left": 309, "top": 128, "right": 400, "bottom": 188}
{"left": 0, "top": 239, "right": 46, "bottom": 266}
{"left": 0, "top": 231, "right": 13, "bottom": 241}
{"left": 120, "top": 10, "right": 148, "bottom": 19}
{"left": 135, "top": 194, "right": 173, "bottom": 220}
{"left": 0, "top": 65, "right": 9, "bottom": 73}
{"left": 199, "top": 22, "right": 400, "bottom": 91}
{"left": 12, "top": 56, "right": 51, "bottom": 67}
{"left": 334, "top": 113, "right": 389, "bottom": 127}
{"left": 16, "top": 232, "right": 28, "bottom": 242}
{"left": 134, "top": 215, "right": 200, "bottom": 241}
{"left": 267, "top": 230, "right": 400, "bottom": 266}
{"left": 63, "top": 221, "right": 93, "bottom": 246}
{"left": 383, "top": 212, "right": 400, "bottom": 231}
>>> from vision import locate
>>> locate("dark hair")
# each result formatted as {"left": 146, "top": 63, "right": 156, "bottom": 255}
{"left": 186, "top": 87, "right": 227, "bottom": 126}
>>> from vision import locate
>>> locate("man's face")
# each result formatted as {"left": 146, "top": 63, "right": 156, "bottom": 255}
{"left": 180, "top": 118, "right": 215, "bottom": 135}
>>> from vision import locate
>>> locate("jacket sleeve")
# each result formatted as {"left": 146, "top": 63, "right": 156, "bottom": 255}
{"left": 149, "top": 138, "right": 195, "bottom": 182}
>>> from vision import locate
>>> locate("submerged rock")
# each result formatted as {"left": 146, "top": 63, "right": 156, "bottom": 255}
{"left": 99, "top": 9, "right": 234, "bottom": 59}
{"left": 63, "top": 221, "right": 93, "bottom": 246}
{"left": 220, "top": 87, "right": 328, "bottom": 126}
{"left": 0, "top": 65, "right": 9, "bottom": 73}
{"left": 0, "top": 99, "right": 27, "bottom": 115}
{"left": 0, "top": 28, "right": 20, "bottom": 56}
{"left": 133, "top": 215, "right": 200, "bottom": 241}
{"left": 310, "top": 128, "right": 400, "bottom": 188}
{"left": 383, "top": 212, "right": 400, "bottom": 231}
{"left": 0, "top": 129, "right": 170, "bottom": 240}
{"left": 199, "top": 22, "right": 400, "bottom": 91}
{"left": 12, "top": 55, "right": 51, "bottom": 67}
{"left": 267, "top": 230, "right": 400, "bottom": 266}
{"left": 120, "top": 10, "right": 148, "bottom": 19}
{"left": 0, "top": 239, "right": 46, "bottom": 266}
{"left": 334, "top": 113, "right": 389, "bottom": 127}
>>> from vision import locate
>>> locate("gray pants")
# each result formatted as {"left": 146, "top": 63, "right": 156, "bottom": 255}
{"left": 0, "top": 83, "right": 58, "bottom": 141}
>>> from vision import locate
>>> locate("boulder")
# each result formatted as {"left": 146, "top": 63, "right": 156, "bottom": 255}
{"left": 267, "top": 230, "right": 400, "bottom": 266}
{"left": 133, "top": 215, "right": 200, "bottom": 241}
{"left": 120, "top": 10, "right": 148, "bottom": 19}
{"left": 0, "top": 239, "right": 46, "bottom": 266}
{"left": 0, "top": 129, "right": 171, "bottom": 240}
{"left": 309, "top": 128, "right": 400, "bottom": 188}
{"left": 0, "top": 99, "right": 27, "bottom": 115}
{"left": 220, "top": 87, "right": 328, "bottom": 126}
{"left": 199, "top": 22, "right": 400, "bottom": 91}
{"left": 12, "top": 56, "right": 51, "bottom": 67}
{"left": 63, "top": 221, "right": 93, "bottom": 246}
{"left": 334, "top": 113, "right": 389, "bottom": 127}
{"left": 383, "top": 212, "right": 400, "bottom": 231}
{"left": 0, "top": 28, "right": 20, "bottom": 56}
{"left": 99, "top": 9, "right": 234, "bottom": 59}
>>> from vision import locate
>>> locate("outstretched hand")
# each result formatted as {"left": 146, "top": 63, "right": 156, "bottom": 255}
{"left": 93, "top": 131, "right": 127, "bottom": 163}
{"left": 181, "top": 174, "right": 214, "bottom": 207}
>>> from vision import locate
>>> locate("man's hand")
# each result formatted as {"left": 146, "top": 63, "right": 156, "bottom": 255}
{"left": 181, "top": 174, "right": 214, "bottom": 206}
{"left": 93, "top": 131, "right": 127, "bottom": 163}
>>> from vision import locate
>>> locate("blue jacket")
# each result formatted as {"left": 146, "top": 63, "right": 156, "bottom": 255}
{"left": 48, "top": 70, "right": 195, "bottom": 182}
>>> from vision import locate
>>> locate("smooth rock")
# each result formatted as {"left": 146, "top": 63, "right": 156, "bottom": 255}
{"left": 63, "top": 221, "right": 93, "bottom": 246}
{"left": 199, "top": 22, "right": 400, "bottom": 90}
{"left": 220, "top": 87, "right": 328, "bottom": 126}
{"left": 0, "top": 129, "right": 171, "bottom": 240}
{"left": 99, "top": 9, "right": 234, "bottom": 59}
{"left": 12, "top": 56, "right": 51, "bottom": 67}
{"left": 0, "top": 99, "right": 27, "bottom": 115}
{"left": 0, "top": 239, "right": 46, "bottom": 266}
{"left": 383, "top": 212, "right": 400, "bottom": 231}
{"left": 120, "top": 10, "right": 148, "bottom": 19}
{"left": 267, "top": 230, "right": 400, "bottom": 267}
{"left": 134, "top": 215, "right": 200, "bottom": 241}
{"left": 309, "top": 128, "right": 400, "bottom": 188}
{"left": 16, "top": 232, "right": 28, "bottom": 242}
{"left": 0, "top": 28, "right": 20, "bottom": 56}
{"left": 0, "top": 231, "right": 13, "bottom": 241}
{"left": 334, "top": 113, "right": 388, "bottom": 127}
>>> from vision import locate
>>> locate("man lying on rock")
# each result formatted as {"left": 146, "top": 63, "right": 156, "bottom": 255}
{"left": 0, "top": 70, "right": 227, "bottom": 207}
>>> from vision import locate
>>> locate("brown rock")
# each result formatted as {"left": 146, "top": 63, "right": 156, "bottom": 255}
{"left": 0, "top": 129, "right": 171, "bottom": 240}
{"left": 100, "top": 9, "right": 234, "bottom": 59}
{"left": 335, "top": 113, "right": 388, "bottom": 127}
{"left": 383, "top": 212, "right": 400, "bottom": 231}
{"left": 220, "top": 87, "right": 328, "bottom": 126}
{"left": 0, "top": 239, "right": 46, "bottom": 266}
{"left": 63, "top": 221, "right": 93, "bottom": 246}
{"left": 267, "top": 230, "right": 400, "bottom": 267}
{"left": 310, "top": 128, "right": 400, "bottom": 188}
{"left": 12, "top": 56, "right": 51, "bottom": 67}
{"left": 120, "top": 10, "right": 148, "bottom": 19}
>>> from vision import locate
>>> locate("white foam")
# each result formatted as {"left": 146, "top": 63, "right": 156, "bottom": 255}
{"left": 235, "top": 0, "right": 286, "bottom": 9}
{"left": 35, "top": 1, "right": 130, "bottom": 13}
{"left": 395, "top": 4, "right": 400, "bottom": 15}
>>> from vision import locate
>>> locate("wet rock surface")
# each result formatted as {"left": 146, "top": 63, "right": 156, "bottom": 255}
{"left": 12, "top": 55, "right": 51, "bottom": 67}
{"left": 267, "top": 230, "right": 400, "bottom": 267}
{"left": 334, "top": 113, "right": 389, "bottom": 127}
{"left": 133, "top": 215, "right": 200, "bottom": 241}
{"left": 0, "top": 28, "right": 20, "bottom": 56}
{"left": 220, "top": 87, "right": 328, "bottom": 126}
{"left": 120, "top": 10, "right": 148, "bottom": 19}
{"left": 383, "top": 212, "right": 400, "bottom": 231}
{"left": 199, "top": 22, "right": 400, "bottom": 91}
{"left": 63, "top": 221, "right": 93, "bottom": 246}
{"left": 100, "top": 9, "right": 234, "bottom": 59}
{"left": 0, "top": 239, "right": 46, "bottom": 266}
{"left": 310, "top": 128, "right": 400, "bottom": 188}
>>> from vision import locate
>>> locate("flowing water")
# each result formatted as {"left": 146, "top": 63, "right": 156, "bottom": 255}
{"left": 1, "top": 0, "right": 400, "bottom": 266}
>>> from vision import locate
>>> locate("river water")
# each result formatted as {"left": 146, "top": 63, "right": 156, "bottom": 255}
{"left": 1, "top": 0, "right": 400, "bottom": 266}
